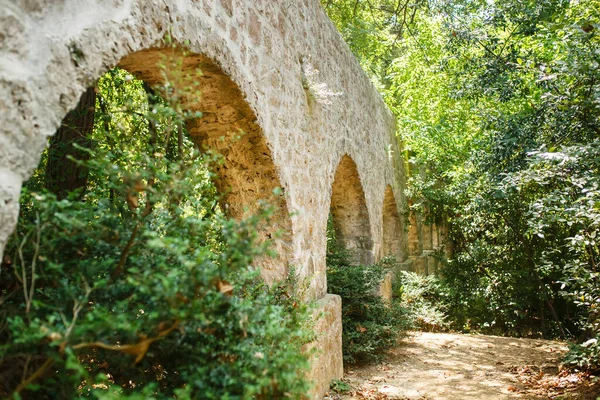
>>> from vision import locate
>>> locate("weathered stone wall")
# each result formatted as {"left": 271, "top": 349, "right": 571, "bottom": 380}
{"left": 0, "top": 0, "right": 415, "bottom": 396}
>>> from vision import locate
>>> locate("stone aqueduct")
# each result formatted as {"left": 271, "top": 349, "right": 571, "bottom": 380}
{"left": 0, "top": 0, "right": 444, "bottom": 397}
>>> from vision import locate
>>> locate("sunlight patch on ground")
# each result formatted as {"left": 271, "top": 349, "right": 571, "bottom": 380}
{"left": 332, "top": 331, "right": 574, "bottom": 400}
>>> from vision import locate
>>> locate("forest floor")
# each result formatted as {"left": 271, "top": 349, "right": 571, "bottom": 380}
{"left": 326, "top": 332, "right": 600, "bottom": 400}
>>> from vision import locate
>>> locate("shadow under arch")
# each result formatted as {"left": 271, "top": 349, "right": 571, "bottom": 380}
{"left": 382, "top": 185, "right": 403, "bottom": 260}
{"left": 329, "top": 155, "right": 373, "bottom": 265}
{"left": 74, "top": 46, "right": 291, "bottom": 283}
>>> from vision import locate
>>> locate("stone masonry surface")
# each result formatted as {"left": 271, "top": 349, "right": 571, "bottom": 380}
{"left": 0, "top": 0, "right": 419, "bottom": 397}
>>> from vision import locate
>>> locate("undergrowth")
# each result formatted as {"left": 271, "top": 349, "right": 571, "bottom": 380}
{"left": 326, "top": 222, "right": 410, "bottom": 365}
{"left": 393, "top": 270, "right": 449, "bottom": 332}
{"left": 0, "top": 61, "right": 313, "bottom": 399}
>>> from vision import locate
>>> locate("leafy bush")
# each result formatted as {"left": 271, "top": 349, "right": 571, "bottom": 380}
{"left": 326, "top": 226, "right": 409, "bottom": 365}
{"left": 564, "top": 339, "right": 600, "bottom": 372}
{"left": 329, "top": 379, "right": 351, "bottom": 394}
{"left": 393, "top": 271, "right": 449, "bottom": 332}
{"left": 0, "top": 63, "right": 312, "bottom": 398}
{"left": 436, "top": 142, "right": 600, "bottom": 342}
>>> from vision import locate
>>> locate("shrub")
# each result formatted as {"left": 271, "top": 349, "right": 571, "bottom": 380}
{"left": 0, "top": 63, "right": 312, "bottom": 399}
{"left": 326, "top": 228, "right": 409, "bottom": 365}
{"left": 564, "top": 338, "right": 600, "bottom": 372}
{"left": 329, "top": 379, "right": 351, "bottom": 394}
{"left": 393, "top": 271, "right": 449, "bottom": 332}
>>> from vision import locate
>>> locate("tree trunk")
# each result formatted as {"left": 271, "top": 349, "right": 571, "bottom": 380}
{"left": 45, "top": 87, "right": 96, "bottom": 199}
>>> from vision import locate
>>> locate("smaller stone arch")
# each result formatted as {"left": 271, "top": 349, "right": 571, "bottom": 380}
{"left": 329, "top": 155, "right": 373, "bottom": 265}
{"left": 421, "top": 206, "right": 434, "bottom": 251}
{"left": 407, "top": 200, "right": 422, "bottom": 257}
{"left": 432, "top": 224, "right": 440, "bottom": 248}
{"left": 382, "top": 186, "right": 403, "bottom": 260}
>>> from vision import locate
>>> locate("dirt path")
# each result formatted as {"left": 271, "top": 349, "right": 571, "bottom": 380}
{"left": 330, "top": 332, "right": 599, "bottom": 399}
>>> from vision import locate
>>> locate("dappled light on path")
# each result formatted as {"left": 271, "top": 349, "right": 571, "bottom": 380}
{"left": 336, "top": 332, "right": 573, "bottom": 399}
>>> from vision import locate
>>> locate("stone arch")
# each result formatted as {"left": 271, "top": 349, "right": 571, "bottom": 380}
{"left": 432, "top": 224, "right": 440, "bottom": 248}
{"left": 382, "top": 185, "right": 402, "bottom": 260}
{"left": 407, "top": 200, "right": 422, "bottom": 257}
{"left": 329, "top": 155, "right": 373, "bottom": 265}
{"left": 119, "top": 49, "right": 293, "bottom": 282}
{"left": 116, "top": 49, "right": 291, "bottom": 282}
{"left": 46, "top": 47, "right": 292, "bottom": 283}
{"left": 421, "top": 206, "right": 433, "bottom": 251}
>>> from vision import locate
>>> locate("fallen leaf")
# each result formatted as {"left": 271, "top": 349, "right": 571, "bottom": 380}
{"left": 217, "top": 280, "right": 234, "bottom": 296}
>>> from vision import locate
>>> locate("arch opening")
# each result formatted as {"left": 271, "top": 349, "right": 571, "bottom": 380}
{"left": 14, "top": 46, "right": 292, "bottom": 283}
{"left": 407, "top": 200, "right": 421, "bottom": 257}
{"left": 382, "top": 186, "right": 403, "bottom": 261}
{"left": 329, "top": 155, "right": 373, "bottom": 265}
{"left": 116, "top": 48, "right": 293, "bottom": 282}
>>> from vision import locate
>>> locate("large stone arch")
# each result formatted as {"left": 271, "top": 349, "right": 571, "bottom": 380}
{"left": 382, "top": 185, "right": 402, "bottom": 260}
{"left": 329, "top": 155, "right": 373, "bottom": 265}
{"left": 3, "top": 27, "right": 297, "bottom": 284}
{"left": 44, "top": 46, "right": 293, "bottom": 283}
{"left": 117, "top": 48, "right": 292, "bottom": 283}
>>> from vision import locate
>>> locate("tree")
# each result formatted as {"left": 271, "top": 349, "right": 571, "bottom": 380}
{"left": 45, "top": 87, "right": 96, "bottom": 199}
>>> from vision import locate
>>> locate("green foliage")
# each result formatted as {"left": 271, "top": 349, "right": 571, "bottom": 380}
{"left": 325, "top": 0, "right": 600, "bottom": 369}
{"left": 0, "top": 63, "right": 312, "bottom": 398}
{"left": 393, "top": 271, "right": 449, "bottom": 332}
{"left": 321, "top": 0, "right": 425, "bottom": 79}
{"left": 329, "top": 379, "right": 351, "bottom": 394}
{"left": 432, "top": 0, "right": 600, "bottom": 350}
{"left": 440, "top": 142, "right": 600, "bottom": 339}
{"left": 326, "top": 223, "right": 409, "bottom": 365}
{"left": 564, "top": 339, "right": 600, "bottom": 372}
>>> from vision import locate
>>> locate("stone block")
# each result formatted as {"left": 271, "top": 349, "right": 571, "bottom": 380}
{"left": 411, "top": 255, "right": 428, "bottom": 275}
{"left": 378, "top": 270, "right": 394, "bottom": 301}
{"left": 306, "top": 294, "right": 343, "bottom": 399}
{"left": 398, "top": 258, "right": 413, "bottom": 272}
